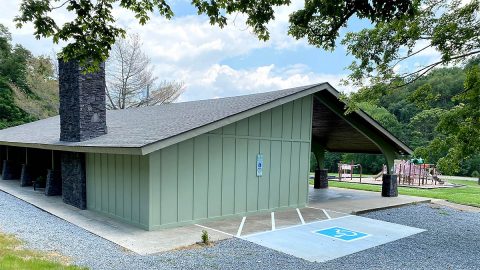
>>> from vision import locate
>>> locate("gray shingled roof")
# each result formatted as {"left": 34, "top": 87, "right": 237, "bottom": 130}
{"left": 0, "top": 84, "right": 321, "bottom": 150}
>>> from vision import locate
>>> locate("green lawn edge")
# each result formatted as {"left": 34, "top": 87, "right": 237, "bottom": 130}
{"left": 312, "top": 179, "right": 480, "bottom": 208}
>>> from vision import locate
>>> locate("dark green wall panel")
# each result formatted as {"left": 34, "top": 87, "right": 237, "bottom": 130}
{"left": 222, "top": 137, "right": 236, "bottom": 216}
{"left": 246, "top": 139, "right": 260, "bottom": 212}
{"left": 258, "top": 140, "right": 271, "bottom": 210}
{"left": 234, "top": 138, "right": 248, "bottom": 213}
{"left": 178, "top": 139, "right": 194, "bottom": 222}
{"left": 208, "top": 136, "right": 223, "bottom": 217}
{"left": 289, "top": 142, "right": 301, "bottom": 205}
{"left": 85, "top": 153, "right": 150, "bottom": 228}
{"left": 160, "top": 145, "right": 178, "bottom": 224}
{"left": 268, "top": 141, "right": 281, "bottom": 208}
{"left": 193, "top": 135, "right": 209, "bottom": 220}
{"left": 279, "top": 142, "right": 292, "bottom": 207}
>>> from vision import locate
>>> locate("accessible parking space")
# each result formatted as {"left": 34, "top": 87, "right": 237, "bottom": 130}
{"left": 241, "top": 214, "right": 425, "bottom": 262}
{"left": 197, "top": 207, "right": 345, "bottom": 238}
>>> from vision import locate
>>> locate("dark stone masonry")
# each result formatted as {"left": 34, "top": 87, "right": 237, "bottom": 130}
{"left": 20, "top": 164, "right": 34, "bottom": 187}
{"left": 58, "top": 60, "right": 107, "bottom": 209}
{"left": 382, "top": 174, "right": 398, "bottom": 197}
{"left": 45, "top": 169, "right": 62, "bottom": 196}
{"left": 59, "top": 60, "right": 107, "bottom": 142}
{"left": 2, "top": 160, "right": 22, "bottom": 180}
{"left": 61, "top": 152, "right": 86, "bottom": 209}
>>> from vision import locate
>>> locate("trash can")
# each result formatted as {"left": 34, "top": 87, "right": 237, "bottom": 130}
{"left": 382, "top": 174, "right": 398, "bottom": 197}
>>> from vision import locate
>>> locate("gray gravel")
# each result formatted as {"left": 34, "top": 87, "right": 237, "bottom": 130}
{"left": 0, "top": 190, "right": 479, "bottom": 270}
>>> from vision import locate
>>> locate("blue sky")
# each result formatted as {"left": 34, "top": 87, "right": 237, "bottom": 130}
{"left": 0, "top": 0, "right": 438, "bottom": 102}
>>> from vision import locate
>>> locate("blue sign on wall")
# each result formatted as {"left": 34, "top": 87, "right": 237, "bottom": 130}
{"left": 256, "top": 154, "right": 264, "bottom": 177}
{"left": 315, "top": 227, "right": 369, "bottom": 241}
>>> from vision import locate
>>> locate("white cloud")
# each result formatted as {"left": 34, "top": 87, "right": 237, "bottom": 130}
{"left": 176, "top": 64, "right": 350, "bottom": 101}
{"left": 1, "top": 0, "right": 350, "bottom": 102}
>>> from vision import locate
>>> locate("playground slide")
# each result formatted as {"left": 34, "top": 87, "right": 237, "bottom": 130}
{"left": 373, "top": 171, "right": 383, "bottom": 181}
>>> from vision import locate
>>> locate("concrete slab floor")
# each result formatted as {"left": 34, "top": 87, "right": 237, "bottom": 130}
{"left": 308, "top": 186, "right": 431, "bottom": 214}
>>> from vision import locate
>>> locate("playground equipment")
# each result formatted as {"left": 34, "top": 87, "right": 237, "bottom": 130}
{"left": 393, "top": 159, "right": 443, "bottom": 186}
{"left": 338, "top": 162, "right": 363, "bottom": 182}
{"left": 373, "top": 165, "right": 388, "bottom": 181}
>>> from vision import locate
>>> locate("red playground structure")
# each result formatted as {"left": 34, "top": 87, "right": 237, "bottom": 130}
{"left": 394, "top": 159, "right": 443, "bottom": 186}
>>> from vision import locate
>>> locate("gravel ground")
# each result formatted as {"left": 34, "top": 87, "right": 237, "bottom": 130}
{"left": 0, "top": 190, "right": 479, "bottom": 270}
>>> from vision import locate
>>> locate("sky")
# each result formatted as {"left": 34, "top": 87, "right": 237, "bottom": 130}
{"left": 0, "top": 0, "right": 440, "bottom": 102}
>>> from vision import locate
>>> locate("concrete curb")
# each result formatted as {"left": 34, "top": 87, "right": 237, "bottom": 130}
{"left": 430, "top": 199, "right": 480, "bottom": 213}
{"left": 352, "top": 199, "right": 432, "bottom": 215}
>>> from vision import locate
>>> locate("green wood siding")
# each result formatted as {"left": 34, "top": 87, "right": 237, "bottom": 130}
{"left": 147, "top": 95, "right": 313, "bottom": 229}
{"left": 85, "top": 95, "right": 312, "bottom": 230}
{"left": 86, "top": 153, "right": 150, "bottom": 229}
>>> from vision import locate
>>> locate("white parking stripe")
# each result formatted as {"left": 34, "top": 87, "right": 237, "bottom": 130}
{"left": 241, "top": 215, "right": 351, "bottom": 238}
{"left": 194, "top": 224, "right": 234, "bottom": 237}
{"left": 296, "top": 208, "right": 305, "bottom": 225}
{"left": 322, "top": 209, "right": 332, "bottom": 219}
{"left": 271, "top": 212, "right": 275, "bottom": 231}
{"left": 236, "top": 216, "right": 246, "bottom": 237}
{"left": 306, "top": 206, "right": 351, "bottom": 216}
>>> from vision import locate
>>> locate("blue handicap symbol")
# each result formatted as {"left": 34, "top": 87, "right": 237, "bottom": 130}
{"left": 315, "top": 227, "right": 369, "bottom": 241}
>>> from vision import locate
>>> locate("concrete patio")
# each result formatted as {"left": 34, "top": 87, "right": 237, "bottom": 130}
{"left": 308, "top": 186, "right": 430, "bottom": 214}
{"left": 0, "top": 179, "right": 430, "bottom": 255}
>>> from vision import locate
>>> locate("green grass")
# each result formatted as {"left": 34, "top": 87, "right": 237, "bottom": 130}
{"left": 0, "top": 233, "right": 85, "bottom": 270}
{"left": 326, "top": 179, "right": 480, "bottom": 208}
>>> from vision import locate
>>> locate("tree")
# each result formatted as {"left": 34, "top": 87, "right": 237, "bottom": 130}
{"left": 343, "top": 0, "right": 480, "bottom": 91}
{"left": 0, "top": 24, "right": 31, "bottom": 92}
{"left": 0, "top": 24, "right": 59, "bottom": 128}
{"left": 15, "top": 0, "right": 417, "bottom": 72}
{"left": 106, "top": 34, "right": 184, "bottom": 109}
{"left": 433, "top": 66, "right": 480, "bottom": 174}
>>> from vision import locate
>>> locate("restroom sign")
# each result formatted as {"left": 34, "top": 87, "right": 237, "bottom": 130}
{"left": 256, "top": 154, "right": 264, "bottom": 177}
{"left": 314, "top": 227, "right": 369, "bottom": 241}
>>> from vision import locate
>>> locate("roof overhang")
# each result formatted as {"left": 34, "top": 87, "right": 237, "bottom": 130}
{"left": 0, "top": 83, "right": 412, "bottom": 156}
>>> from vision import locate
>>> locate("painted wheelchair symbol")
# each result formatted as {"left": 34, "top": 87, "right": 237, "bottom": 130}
{"left": 332, "top": 228, "right": 359, "bottom": 238}
{"left": 314, "top": 227, "right": 369, "bottom": 241}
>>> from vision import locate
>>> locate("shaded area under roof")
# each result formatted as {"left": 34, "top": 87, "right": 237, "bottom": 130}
{"left": 312, "top": 97, "right": 381, "bottom": 153}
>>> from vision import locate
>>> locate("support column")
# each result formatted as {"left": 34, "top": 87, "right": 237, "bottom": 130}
{"left": 20, "top": 149, "right": 34, "bottom": 186}
{"left": 0, "top": 145, "right": 5, "bottom": 173}
{"left": 45, "top": 151, "right": 62, "bottom": 196}
{"left": 2, "top": 147, "right": 22, "bottom": 180}
{"left": 381, "top": 146, "right": 399, "bottom": 197}
{"left": 20, "top": 164, "right": 34, "bottom": 186}
{"left": 312, "top": 142, "right": 328, "bottom": 189}
{"left": 311, "top": 142, "right": 325, "bottom": 169}
{"left": 2, "top": 160, "right": 21, "bottom": 180}
{"left": 61, "top": 151, "right": 86, "bottom": 209}
{"left": 382, "top": 174, "right": 398, "bottom": 197}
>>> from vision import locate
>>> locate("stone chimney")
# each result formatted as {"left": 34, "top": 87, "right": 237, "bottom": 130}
{"left": 59, "top": 60, "right": 107, "bottom": 142}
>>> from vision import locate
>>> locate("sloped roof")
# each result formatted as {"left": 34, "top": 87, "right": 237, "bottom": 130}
{"left": 0, "top": 83, "right": 412, "bottom": 155}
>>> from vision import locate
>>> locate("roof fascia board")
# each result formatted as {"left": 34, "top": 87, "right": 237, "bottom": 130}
{"left": 141, "top": 83, "right": 328, "bottom": 155}
{"left": 0, "top": 141, "right": 142, "bottom": 155}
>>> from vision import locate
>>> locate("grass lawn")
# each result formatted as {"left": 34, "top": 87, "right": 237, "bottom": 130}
{"left": 0, "top": 233, "right": 85, "bottom": 270}
{"left": 327, "top": 179, "right": 480, "bottom": 208}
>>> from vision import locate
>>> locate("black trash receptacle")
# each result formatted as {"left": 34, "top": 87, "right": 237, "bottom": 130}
{"left": 314, "top": 169, "right": 328, "bottom": 189}
{"left": 382, "top": 174, "right": 398, "bottom": 197}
